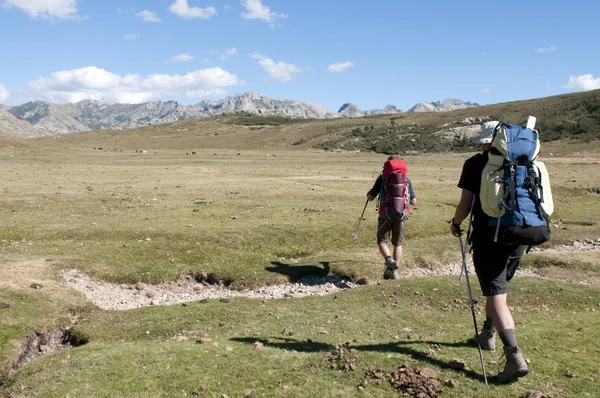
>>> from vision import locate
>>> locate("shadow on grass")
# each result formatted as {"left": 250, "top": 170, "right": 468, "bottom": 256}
{"left": 231, "top": 336, "right": 486, "bottom": 382}
{"left": 266, "top": 261, "right": 330, "bottom": 281}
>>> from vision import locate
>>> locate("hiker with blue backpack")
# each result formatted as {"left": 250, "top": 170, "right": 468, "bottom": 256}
{"left": 367, "top": 155, "right": 416, "bottom": 280}
{"left": 450, "top": 120, "right": 553, "bottom": 383}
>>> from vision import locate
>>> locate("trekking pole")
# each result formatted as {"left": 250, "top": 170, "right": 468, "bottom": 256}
{"left": 351, "top": 199, "right": 369, "bottom": 239}
{"left": 458, "top": 234, "right": 488, "bottom": 385}
{"left": 459, "top": 196, "right": 476, "bottom": 282}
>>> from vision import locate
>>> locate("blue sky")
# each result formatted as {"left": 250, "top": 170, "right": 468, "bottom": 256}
{"left": 0, "top": 0, "right": 599, "bottom": 112}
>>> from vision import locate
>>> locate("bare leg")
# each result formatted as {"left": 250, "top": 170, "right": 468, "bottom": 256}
{"left": 378, "top": 242, "right": 391, "bottom": 259}
{"left": 393, "top": 245, "right": 403, "bottom": 264}
{"left": 486, "top": 294, "right": 515, "bottom": 332}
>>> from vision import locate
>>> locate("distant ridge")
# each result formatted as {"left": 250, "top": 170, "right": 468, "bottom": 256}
{"left": 365, "top": 105, "right": 402, "bottom": 116}
{"left": 4, "top": 92, "right": 479, "bottom": 135}
{"left": 407, "top": 99, "right": 479, "bottom": 113}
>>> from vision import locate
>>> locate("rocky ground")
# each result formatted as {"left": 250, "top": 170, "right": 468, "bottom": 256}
{"left": 62, "top": 240, "right": 599, "bottom": 311}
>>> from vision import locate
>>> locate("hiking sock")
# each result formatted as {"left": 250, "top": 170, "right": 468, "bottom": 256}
{"left": 483, "top": 316, "right": 496, "bottom": 333}
{"left": 498, "top": 329, "right": 518, "bottom": 348}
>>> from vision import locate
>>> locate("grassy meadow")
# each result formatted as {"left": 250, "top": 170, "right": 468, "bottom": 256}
{"left": 1, "top": 112, "right": 600, "bottom": 397}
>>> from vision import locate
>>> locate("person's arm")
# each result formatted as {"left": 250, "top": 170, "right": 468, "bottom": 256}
{"left": 451, "top": 189, "right": 474, "bottom": 236}
{"left": 367, "top": 173, "right": 383, "bottom": 201}
{"left": 451, "top": 155, "right": 480, "bottom": 236}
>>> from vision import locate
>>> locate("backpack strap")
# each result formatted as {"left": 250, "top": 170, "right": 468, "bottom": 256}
{"left": 508, "top": 161, "right": 517, "bottom": 217}
{"left": 493, "top": 160, "right": 517, "bottom": 242}
{"left": 490, "top": 121, "right": 505, "bottom": 142}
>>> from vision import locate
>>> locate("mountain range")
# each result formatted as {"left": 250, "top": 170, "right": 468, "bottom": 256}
{"left": 1, "top": 92, "right": 479, "bottom": 137}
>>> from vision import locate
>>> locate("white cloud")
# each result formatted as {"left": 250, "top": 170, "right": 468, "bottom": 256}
{"left": 29, "top": 66, "right": 239, "bottom": 103}
{"left": 213, "top": 47, "right": 237, "bottom": 61}
{"left": 169, "top": 0, "right": 216, "bottom": 19}
{"left": 136, "top": 10, "right": 161, "bottom": 22}
{"left": 124, "top": 33, "right": 138, "bottom": 40}
{"left": 534, "top": 46, "right": 557, "bottom": 53}
{"left": 327, "top": 61, "right": 354, "bottom": 73}
{"left": 0, "top": 84, "right": 10, "bottom": 102}
{"left": 251, "top": 54, "right": 301, "bottom": 82}
{"left": 241, "top": 0, "right": 287, "bottom": 23}
{"left": 2, "top": 0, "right": 78, "bottom": 19}
{"left": 481, "top": 88, "right": 491, "bottom": 93}
{"left": 168, "top": 54, "right": 195, "bottom": 63}
{"left": 562, "top": 74, "right": 600, "bottom": 91}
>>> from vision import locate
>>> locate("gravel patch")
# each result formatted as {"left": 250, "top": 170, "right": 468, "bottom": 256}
{"left": 61, "top": 262, "right": 530, "bottom": 311}
{"left": 62, "top": 239, "right": 599, "bottom": 311}
{"left": 62, "top": 269, "right": 361, "bottom": 311}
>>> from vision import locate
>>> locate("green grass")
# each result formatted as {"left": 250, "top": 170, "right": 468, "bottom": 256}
{"left": 1, "top": 133, "right": 600, "bottom": 396}
{"left": 3, "top": 149, "right": 596, "bottom": 287}
{"left": 3, "top": 277, "right": 600, "bottom": 397}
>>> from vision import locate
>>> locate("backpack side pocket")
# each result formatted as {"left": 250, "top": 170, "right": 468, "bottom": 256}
{"left": 480, "top": 163, "right": 505, "bottom": 218}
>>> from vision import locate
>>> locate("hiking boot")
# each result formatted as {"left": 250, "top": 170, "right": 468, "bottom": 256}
{"left": 383, "top": 258, "right": 399, "bottom": 280}
{"left": 497, "top": 346, "right": 528, "bottom": 383}
{"left": 474, "top": 327, "right": 496, "bottom": 351}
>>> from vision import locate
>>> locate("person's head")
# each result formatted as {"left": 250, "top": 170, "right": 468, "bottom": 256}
{"left": 387, "top": 155, "right": 400, "bottom": 160}
{"left": 472, "top": 121, "right": 499, "bottom": 152}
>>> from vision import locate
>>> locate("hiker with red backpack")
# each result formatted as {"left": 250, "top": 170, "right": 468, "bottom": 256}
{"left": 367, "top": 155, "right": 416, "bottom": 280}
{"left": 450, "top": 120, "right": 553, "bottom": 383}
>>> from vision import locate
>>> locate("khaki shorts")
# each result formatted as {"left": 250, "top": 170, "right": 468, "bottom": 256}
{"left": 377, "top": 217, "right": 406, "bottom": 246}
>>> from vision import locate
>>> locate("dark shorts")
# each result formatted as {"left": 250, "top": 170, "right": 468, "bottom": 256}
{"left": 377, "top": 217, "right": 405, "bottom": 246}
{"left": 472, "top": 232, "right": 526, "bottom": 296}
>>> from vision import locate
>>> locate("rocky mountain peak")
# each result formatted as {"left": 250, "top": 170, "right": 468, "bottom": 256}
{"left": 365, "top": 104, "right": 402, "bottom": 115}
{"left": 337, "top": 103, "right": 364, "bottom": 118}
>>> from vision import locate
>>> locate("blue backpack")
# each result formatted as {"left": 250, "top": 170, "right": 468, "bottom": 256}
{"left": 480, "top": 122, "right": 554, "bottom": 246}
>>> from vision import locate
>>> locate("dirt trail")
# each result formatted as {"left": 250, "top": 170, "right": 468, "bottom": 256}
{"left": 2, "top": 240, "right": 597, "bottom": 312}
{"left": 62, "top": 240, "right": 599, "bottom": 311}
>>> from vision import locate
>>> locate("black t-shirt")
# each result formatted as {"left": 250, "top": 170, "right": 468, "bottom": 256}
{"left": 457, "top": 152, "right": 490, "bottom": 231}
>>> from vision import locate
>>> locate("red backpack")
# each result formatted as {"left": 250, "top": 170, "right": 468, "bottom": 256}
{"left": 380, "top": 159, "right": 409, "bottom": 220}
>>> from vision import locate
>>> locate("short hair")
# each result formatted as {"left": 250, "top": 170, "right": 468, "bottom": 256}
{"left": 387, "top": 155, "right": 400, "bottom": 160}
